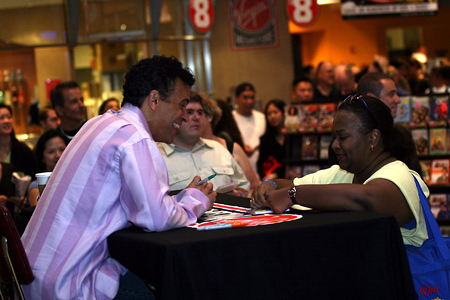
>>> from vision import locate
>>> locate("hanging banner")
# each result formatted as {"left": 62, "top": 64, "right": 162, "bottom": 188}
{"left": 228, "top": 0, "right": 279, "bottom": 51}
{"left": 189, "top": 0, "right": 215, "bottom": 34}
{"left": 341, "top": 0, "right": 438, "bottom": 20}
{"left": 286, "top": 0, "right": 319, "bottom": 28}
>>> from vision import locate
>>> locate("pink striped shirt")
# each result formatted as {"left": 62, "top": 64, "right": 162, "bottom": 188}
{"left": 21, "top": 104, "right": 210, "bottom": 300}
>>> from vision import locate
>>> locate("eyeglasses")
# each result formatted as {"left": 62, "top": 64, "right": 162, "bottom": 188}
{"left": 343, "top": 94, "right": 379, "bottom": 129}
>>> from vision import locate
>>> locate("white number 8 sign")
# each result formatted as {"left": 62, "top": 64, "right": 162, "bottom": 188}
{"left": 286, "top": 0, "right": 319, "bottom": 28}
{"left": 189, "top": 0, "right": 215, "bottom": 33}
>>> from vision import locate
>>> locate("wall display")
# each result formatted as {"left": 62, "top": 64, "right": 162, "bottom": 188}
{"left": 430, "top": 159, "right": 450, "bottom": 185}
{"left": 341, "top": 0, "right": 438, "bottom": 20}
{"left": 228, "top": 0, "right": 279, "bottom": 50}
{"left": 430, "top": 128, "right": 447, "bottom": 155}
{"left": 394, "top": 96, "right": 412, "bottom": 124}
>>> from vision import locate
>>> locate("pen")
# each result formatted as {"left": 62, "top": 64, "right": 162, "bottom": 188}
{"left": 197, "top": 222, "right": 247, "bottom": 231}
{"left": 197, "top": 174, "right": 217, "bottom": 186}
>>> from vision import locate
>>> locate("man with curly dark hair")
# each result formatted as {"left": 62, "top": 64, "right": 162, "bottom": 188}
{"left": 22, "top": 55, "right": 216, "bottom": 300}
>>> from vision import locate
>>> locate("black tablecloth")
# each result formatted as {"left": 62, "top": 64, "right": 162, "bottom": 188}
{"left": 107, "top": 194, "right": 417, "bottom": 300}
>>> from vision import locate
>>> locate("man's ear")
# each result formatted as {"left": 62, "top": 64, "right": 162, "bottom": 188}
{"left": 148, "top": 90, "right": 160, "bottom": 111}
{"left": 366, "top": 92, "right": 376, "bottom": 98}
{"left": 206, "top": 115, "right": 213, "bottom": 123}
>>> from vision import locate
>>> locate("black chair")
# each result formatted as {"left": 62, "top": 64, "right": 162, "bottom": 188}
{"left": 0, "top": 205, "right": 34, "bottom": 300}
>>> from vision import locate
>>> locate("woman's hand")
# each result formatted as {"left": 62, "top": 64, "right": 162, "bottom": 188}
{"left": 251, "top": 181, "right": 276, "bottom": 209}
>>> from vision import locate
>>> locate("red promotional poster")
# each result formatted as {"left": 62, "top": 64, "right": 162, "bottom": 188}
{"left": 228, "top": 0, "right": 279, "bottom": 50}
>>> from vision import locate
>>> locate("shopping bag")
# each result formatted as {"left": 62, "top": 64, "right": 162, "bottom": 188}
{"left": 404, "top": 176, "right": 450, "bottom": 299}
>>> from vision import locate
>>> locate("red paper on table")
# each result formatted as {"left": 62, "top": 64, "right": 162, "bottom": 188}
{"left": 196, "top": 214, "right": 302, "bottom": 229}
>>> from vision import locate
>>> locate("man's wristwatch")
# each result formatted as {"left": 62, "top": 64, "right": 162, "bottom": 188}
{"left": 288, "top": 186, "right": 298, "bottom": 204}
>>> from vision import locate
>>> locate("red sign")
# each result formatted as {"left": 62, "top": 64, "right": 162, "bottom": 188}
{"left": 228, "top": 0, "right": 279, "bottom": 50}
{"left": 45, "top": 79, "right": 61, "bottom": 102}
{"left": 286, "top": 0, "right": 319, "bottom": 28}
{"left": 189, "top": 0, "right": 215, "bottom": 34}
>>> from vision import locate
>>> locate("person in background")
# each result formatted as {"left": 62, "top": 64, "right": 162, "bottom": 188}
{"left": 50, "top": 81, "right": 86, "bottom": 144}
{"left": 334, "top": 64, "right": 358, "bottom": 100}
{"left": 425, "top": 66, "right": 450, "bottom": 94}
{"left": 232, "top": 82, "right": 266, "bottom": 177}
{"left": 159, "top": 92, "right": 250, "bottom": 196}
{"left": 199, "top": 92, "right": 260, "bottom": 191}
{"left": 291, "top": 77, "right": 314, "bottom": 104}
{"left": 38, "top": 106, "right": 60, "bottom": 131}
{"left": 252, "top": 95, "right": 428, "bottom": 247}
{"left": 98, "top": 98, "right": 121, "bottom": 115}
{"left": 357, "top": 72, "right": 401, "bottom": 118}
{"left": 386, "top": 65, "right": 411, "bottom": 95}
{"left": 0, "top": 104, "right": 39, "bottom": 179}
{"left": 313, "top": 61, "right": 340, "bottom": 103}
{"left": 302, "top": 65, "right": 316, "bottom": 82}
{"left": 0, "top": 104, "right": 39, "bottom": 216}
{"left": 214, "top": 99, "right": 245, "bottom": 149}
{"left": 27, "top": 130, "right": 67, "bottom": 207}
{"left": 22, "top": 55, "right": 215, "bottom": 300}
{"left": 257, "top": 99, "right": 287, "bottom": 181}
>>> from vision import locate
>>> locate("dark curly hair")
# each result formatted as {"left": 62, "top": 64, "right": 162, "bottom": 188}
{"left": 122, "top": 55, "right": 195, "bottom": 107}
{"left": 34, "top": 129, "right": 67, "bottom": 171}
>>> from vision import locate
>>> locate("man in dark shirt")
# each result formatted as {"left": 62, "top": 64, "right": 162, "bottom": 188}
{"left": 50, "top": 81, "right": 86, "bottom": 144}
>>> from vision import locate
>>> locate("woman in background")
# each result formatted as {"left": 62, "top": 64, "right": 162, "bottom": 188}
{"left": 257, "top": 99, "right": 287, "bottom": 181}
{"left": 0, "top": 104, "right": 39, "bottom": 178}
{"left": 98, "top": 98, "right": 120, "bottom": 115}
{"left": 213, "top": 99, "right": 245, "bottom": 149}
{"left": 28, "top": 130, "right": 67, "bottom": 206}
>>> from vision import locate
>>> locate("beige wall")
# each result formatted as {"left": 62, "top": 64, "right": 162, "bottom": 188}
{"left": 34, "top": 47, "right": 73, "bottom": 107}
{"left": 210, "top": 0, "right": 294, "bottom": 109}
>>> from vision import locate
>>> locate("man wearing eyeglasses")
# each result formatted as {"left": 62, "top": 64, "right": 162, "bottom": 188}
{"left": 356, "top": 72, "right": 402, "bottom": 118}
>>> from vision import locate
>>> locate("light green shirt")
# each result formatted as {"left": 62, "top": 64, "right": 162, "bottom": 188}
{"left": 293, "top": 161, "right": 428, "bottom": 247}
{"left": 158, "top": 138, "right": 250, "bottom": 192}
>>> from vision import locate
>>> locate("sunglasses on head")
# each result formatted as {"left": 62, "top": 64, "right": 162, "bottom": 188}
{"left": 343, "top": 94, "right": 379, "bottom": 129}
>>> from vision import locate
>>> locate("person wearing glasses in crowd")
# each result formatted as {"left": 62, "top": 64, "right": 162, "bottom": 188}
{"left": 252, "top": 95, "right": 428, "bottom": 247}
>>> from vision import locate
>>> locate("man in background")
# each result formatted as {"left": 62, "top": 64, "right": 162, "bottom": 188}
{"left": 313, "top": 61, "right": 340, "bottom": 103}
{"left": 22, "top": 55, "right": 216, "bottom": 300}
{"left": 232, "top": 82, "right": 266, "bottom": 177}
{"left": 159, "top": 92, "right": 250, "bottom": 196}
{"left": 50, "top": 81, "right": 86, "bottom": 144}
{"left": 357, "top": 72, "right": 401, "bottom": 118}
{"left": 335, "top": 64, "right": 358, "bottom": 100}
{"left": 38, "top": 105, "right": 60, "bottom": 131}
{"left": 291, "top": 77, "right": 314, "bottom": 104}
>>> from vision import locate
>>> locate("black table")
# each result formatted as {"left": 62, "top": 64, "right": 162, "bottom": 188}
{"left": 107, "top": 195, "right": 417, "bottom": 300}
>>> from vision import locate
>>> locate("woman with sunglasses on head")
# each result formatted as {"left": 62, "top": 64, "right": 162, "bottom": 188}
{"left": 252, "top": 95, "right": 428, "bottom": 247}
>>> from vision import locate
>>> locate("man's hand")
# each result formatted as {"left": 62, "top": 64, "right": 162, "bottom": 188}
{"left": 188, "top": 176, "right": 216, "bottom": 210}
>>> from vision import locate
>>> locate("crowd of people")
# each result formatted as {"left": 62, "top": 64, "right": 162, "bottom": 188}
{"left": 0, "top": 52, "right": 449, "bottom": 299}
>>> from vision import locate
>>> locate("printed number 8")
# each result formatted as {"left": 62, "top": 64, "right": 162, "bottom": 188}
{"left": 193, "top": 0, "right": 210, "bottom": 28}
{"left": 293, "top": 0, "right": 313, "bottom": 23}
